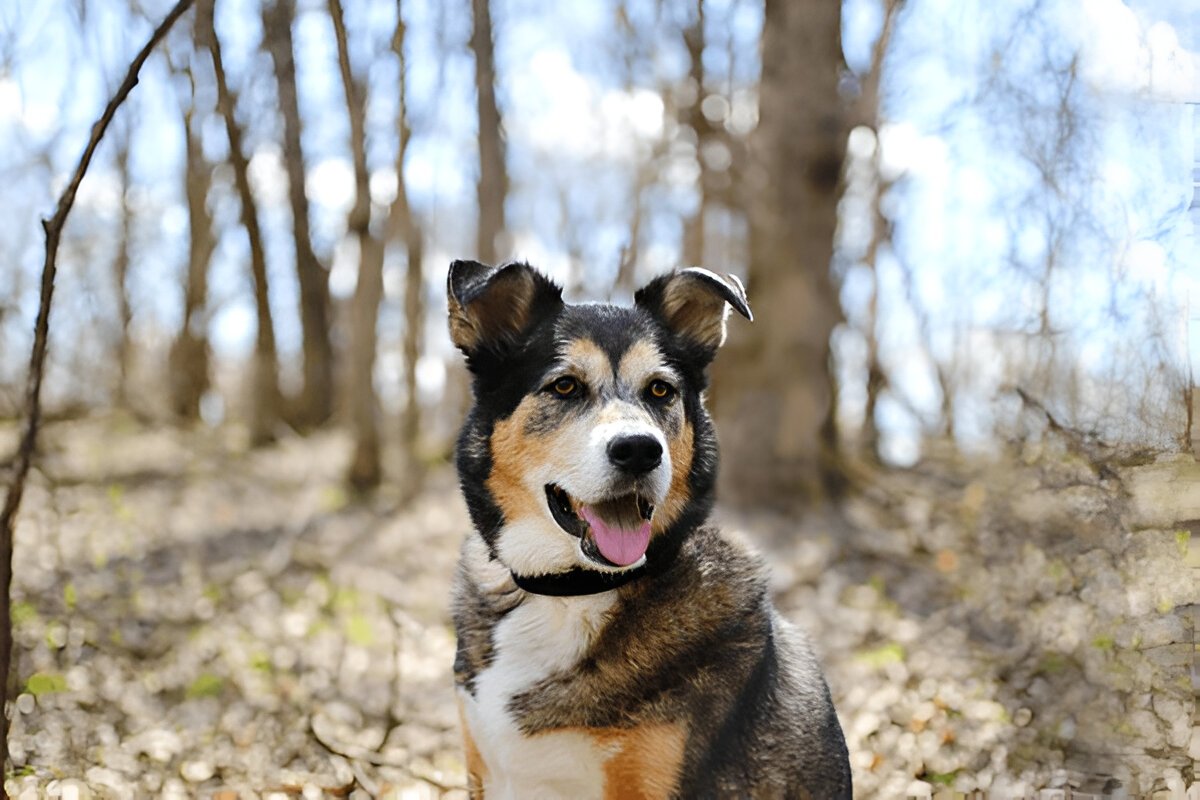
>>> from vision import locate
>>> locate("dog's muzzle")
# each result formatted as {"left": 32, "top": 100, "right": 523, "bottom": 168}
{"left": 545, "top": 484, "right": 655, "bottom": 568}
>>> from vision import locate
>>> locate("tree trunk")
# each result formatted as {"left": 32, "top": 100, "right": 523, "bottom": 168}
{"left": 198, "top": 0, "right": 281, "bottom": 445}
{"left": 262, "top": 0, "right": 334, "bottom": 430}
{"left": 346, "top": 235, "right": 385, "bottom": 491}
{"left": 394, "top": 3, "right": 425, "bottom": 504}
{"left": 470, "top": 0, "right": 507, "bottom": 263}
{"left": 680, "top": 4, "right": 707, "bottom": 267}
{"left": 168, "top": 90, "right": 215, "bottom": 421}
{"left": 710, "top": 0, "right": 847, "bottom": 507}
{"left": 111, "top": 138, "right": 134, "bottom": 410}
{"left": 857, "top": 0, "right": 900, "bottom": 462}
{"left": 329, "top": 0, "right": 384, "bottom": 491}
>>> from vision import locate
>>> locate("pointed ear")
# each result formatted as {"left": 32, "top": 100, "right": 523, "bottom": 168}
{"left": 635, "top": 267, "right": 752, "bottom": 355}
{"left": 447, "top": 260, "right": 563, "bottom": 353}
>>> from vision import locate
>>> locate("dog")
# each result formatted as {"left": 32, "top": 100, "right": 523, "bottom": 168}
{"left": 448, "top": 259, "right": 851, "bottom": 799}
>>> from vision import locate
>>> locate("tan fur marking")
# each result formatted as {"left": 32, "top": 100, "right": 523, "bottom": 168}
{"left": 530, "top": 723, "right": 685, "bottom": 800}
{"left": 564, "top": 338, "right": 613, "bottom": 390}
{"left": 598, "top": 724, "right": 686, "bottom": 800}
{"left": 487, "top": 399, "right": 552, "bottom": 523}
{"left": 448, "top": 294, "right": 481, "bottom": 350}
{"left": 656, "top": 419, "right": 693, "bottom": 533}
{"left": 617, "top": 340, "right": 666, "bottom": 387}
{"left": 662, "top": 280, "right": 727, "bottom": 348}
{"left": 458, "top": 696, "right": 488, "bottom": 798}
{"left": 449, "top": 268, "right": 536, "bottom": 351}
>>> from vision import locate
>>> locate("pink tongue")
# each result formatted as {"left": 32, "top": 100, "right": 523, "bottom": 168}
{"left": 579, "top": 507, "right": 651, "bottom": 567}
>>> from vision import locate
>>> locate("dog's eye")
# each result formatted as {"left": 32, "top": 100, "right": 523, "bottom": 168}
{"left": 646, "top": 380, "right": 676, "bottom": 401}
{"left": 550, "top": 376, "right": 581, "bottom": 398}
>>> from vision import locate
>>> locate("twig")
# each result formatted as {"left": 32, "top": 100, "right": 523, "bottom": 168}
{"left": 348, "top": 759, "right": 381, "bottom": 798}
{"left": 0, "top": 0, "right": 195, "bottom": 777}
{"left": 309, "top": 714, "right": 464, "bottom": 793}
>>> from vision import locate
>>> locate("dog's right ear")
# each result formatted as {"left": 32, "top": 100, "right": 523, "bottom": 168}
{"left": 447, "top": 260, "right": 563, "bottom": 354}
{"left": 635, "top": 267, "right": 752, "bottom": 359}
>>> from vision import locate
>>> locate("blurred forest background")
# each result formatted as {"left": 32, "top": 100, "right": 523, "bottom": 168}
{"left": 1, "top": 0, "right": 1198, "bottom": 797}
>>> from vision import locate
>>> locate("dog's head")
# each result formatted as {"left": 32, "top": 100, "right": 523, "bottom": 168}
{"left": 448, "top": 260, "right": 751, "bottom": 577}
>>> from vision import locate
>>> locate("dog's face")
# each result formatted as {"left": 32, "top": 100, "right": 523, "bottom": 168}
{"left": 449, "top": 261, "right": 750, "bottom": 577}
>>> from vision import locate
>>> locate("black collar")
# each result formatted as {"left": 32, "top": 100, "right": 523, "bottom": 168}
{"left": 511, "top": 564, "right": 647, "bottom": 596}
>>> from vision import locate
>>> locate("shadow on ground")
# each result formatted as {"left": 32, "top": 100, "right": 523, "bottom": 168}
{"left": 3, "top": 417, "right": 1195, "bottom": 798}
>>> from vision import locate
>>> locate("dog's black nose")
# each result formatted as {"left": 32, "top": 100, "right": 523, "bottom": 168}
{"left": 607, "top": 435, "right": 663, "bottom": 475}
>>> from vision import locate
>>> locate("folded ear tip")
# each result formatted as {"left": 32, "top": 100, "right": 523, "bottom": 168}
{"left": 722, "top": 272, "right": 753, "bottom": 321}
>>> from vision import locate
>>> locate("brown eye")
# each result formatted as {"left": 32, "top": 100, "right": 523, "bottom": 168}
{"left": 647, "top": 380, "right": 675, "bottom": 401}
{"left": 551, "top": 377, "right": 580, "bottom": 398}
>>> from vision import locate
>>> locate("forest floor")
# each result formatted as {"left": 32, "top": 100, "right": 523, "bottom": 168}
{"left": 2, "top": 415, "right": 1197, "bottom": 799}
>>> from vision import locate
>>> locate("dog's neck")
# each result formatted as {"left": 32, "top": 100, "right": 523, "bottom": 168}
{"left": 504, "top": 522, "right": 693, "bottom": 597}
{"left": 510, "top": 565, "right": 647, "bottom": 596}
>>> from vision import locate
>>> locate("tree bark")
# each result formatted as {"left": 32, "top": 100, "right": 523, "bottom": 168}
{"left": 710, "top": 0, "right": 847, "bottom": 507}
{"left": 328, "top": 0, "right": 384, "bottom": 490}
{"left": 111, "top": 137, "right": 134, "bottom": 410}
{"left": 470, "top": 0, "right": 507, "bottom": 263}
{"left": 198, "top": 0, "right": 281, "bottom": 445}
{"left": 680, "top": 4, "right": 707, "bottom": 267}
{"left": 262, "top": 0, "right": 334, "bottom": 429}
{"left": 168, "top": 86, "right": 215, "bottom": 421}
{"left": 857, "top": 0, "right": 901, "bottom": 462}
{"left": 394, "top": 2, "right": 425, "bottom": 504}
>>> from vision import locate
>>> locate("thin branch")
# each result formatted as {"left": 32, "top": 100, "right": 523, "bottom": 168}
{"left": 0, "top": 0, "right": 195, "bottom": 774}
{"left": 309, "top": 714, "right": 463, "bottom": 793}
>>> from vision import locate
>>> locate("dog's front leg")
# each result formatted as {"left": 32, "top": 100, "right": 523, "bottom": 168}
{"left": 457, "top": 695, "right": 487, "bottom": 798}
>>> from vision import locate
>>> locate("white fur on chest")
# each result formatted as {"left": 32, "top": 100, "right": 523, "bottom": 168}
{"left": 462, "top": 592, "right": 617, "bottom": 800}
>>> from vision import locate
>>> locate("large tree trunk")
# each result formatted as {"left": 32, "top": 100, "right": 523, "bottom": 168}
{"left": 168, "top": 89, "right": 215, "bottom": 421}
{"left": 329, "top": 0, "right": 384, "bottom": 491}
{"left": 710, "top": 0, "right": 847, "bottom": 507}
{"left": 470, "top": 0, "right": 507, "bottom": 263}
{"left": 198, "top": 0, "right": 281, "bottom": 445}
{"left": 262, "top": 0, "right": 334, "bottom": 430}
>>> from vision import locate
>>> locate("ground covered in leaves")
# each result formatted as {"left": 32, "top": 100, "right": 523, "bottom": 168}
{"left": 3, "top": 416, "right": 1196, "bottom": 798}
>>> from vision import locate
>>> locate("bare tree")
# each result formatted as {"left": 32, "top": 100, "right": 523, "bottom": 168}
{"left": 262, "top": 0, "right": 334, "bottom": 429}
{"left": 328, "top": 0, "right": 426, "bottom": 493}
{"left": 168, "top": 60, "right": 216, "bottom": 420}
{"left": 110, "top": 133, "right": 134, "bottom": 409}
{"left": 394, "top": 0, "right": 426, "bottom": 503}
{"left": 680, "top": 2, "right": 707, "bottom": 267}
{"left": 711, "top": 0, "right": 847, "bottom": 506}
{"left": 470, "top": 0, "right": 506, "bottom": 263}
{"left": 328, "top": 0, "right": 385, "bottom": 490}
{"left": 197, "top": 0, "right": 282, "bottom": 445}
{"left": 851, "top": 0, "right": 902, "bottom": 462}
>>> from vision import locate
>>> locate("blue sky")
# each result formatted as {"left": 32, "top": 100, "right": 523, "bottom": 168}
{"left": 0, "top": 0, "right": 1196, "bottom": 457}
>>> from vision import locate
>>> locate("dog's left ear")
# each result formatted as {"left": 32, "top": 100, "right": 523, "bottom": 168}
{"left": 448, "top": 259, "right": 563, "bottom": 354}
{"left": 635, "top": 267, "right": 752, "bottom": 356}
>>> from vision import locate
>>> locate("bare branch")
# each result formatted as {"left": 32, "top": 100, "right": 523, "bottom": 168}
{"left": 0, "top": 0, "right": 195, "bottom": 774}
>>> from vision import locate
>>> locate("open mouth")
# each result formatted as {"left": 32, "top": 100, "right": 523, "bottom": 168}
{"left": 545, "top": 484, "right": 654, "bottom": 568}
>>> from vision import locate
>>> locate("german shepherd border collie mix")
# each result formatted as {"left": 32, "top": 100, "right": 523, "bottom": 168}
{"left": 448, "top": 260, "right": 851, "bottom": 799}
